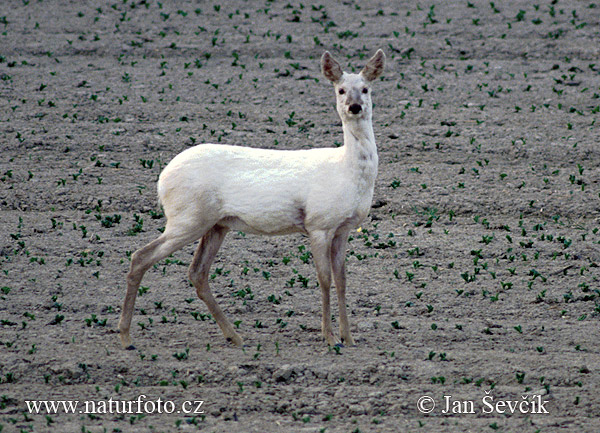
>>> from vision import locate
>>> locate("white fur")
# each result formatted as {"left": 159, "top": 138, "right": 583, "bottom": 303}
{"left": 159, "top": 142, "right": 372, "bottom": 235}
{"left": 118, "top": 50, "right": 385, "bottom": 349}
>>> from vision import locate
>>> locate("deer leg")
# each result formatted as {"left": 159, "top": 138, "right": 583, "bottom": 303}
{"left": 119, "top": 224, "right": 204, "bottom": 349}
{"left": 188, "top": 225, "right": 242, "bottom": 346}
{"left": 331, "top": 228, "right": 354, "bottom": 345}
{"left": 309, "top": 230, "right": 340, "bottom": 346}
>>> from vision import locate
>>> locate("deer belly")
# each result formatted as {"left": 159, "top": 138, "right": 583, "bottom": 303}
{"left": 219, "top": 204, "right": 307, "bottom": 236}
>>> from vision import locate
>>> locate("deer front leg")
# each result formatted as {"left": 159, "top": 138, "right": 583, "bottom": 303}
{"left": 331, "top": 228, "right": 354, "bottom": 346}
{"left": 310, "top": 230, "right": 341, "bottom": 346}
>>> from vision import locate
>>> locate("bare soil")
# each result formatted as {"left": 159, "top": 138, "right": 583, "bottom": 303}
{"left": 1, "top": 1, "right": 599, "bottom": 432}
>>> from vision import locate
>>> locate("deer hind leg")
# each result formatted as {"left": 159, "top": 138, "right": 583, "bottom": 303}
{"left": 188, "top": 225, "right": 243, "bottom": 346}
{"left": 119, "top": 223, "right": 205, "bottom": 349}
{"left": 309, "top": 229, "right": 341, "bottom": 346}
{"left": 331, "top": 228, "right": 354, "bottom": 346}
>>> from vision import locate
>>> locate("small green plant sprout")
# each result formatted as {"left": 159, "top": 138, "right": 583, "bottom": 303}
{"left": 172, "top": 347, "right": 189, "bottom": 361}
{"left": 85, "top": 314, "right": 107, "bottom": 327}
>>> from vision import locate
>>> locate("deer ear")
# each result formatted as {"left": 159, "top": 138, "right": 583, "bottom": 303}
{"left": 360, "top": 49, "right": 385, "bottom": 82}
{"left": 321, "top": 51, "right": 343, "bottom": 83}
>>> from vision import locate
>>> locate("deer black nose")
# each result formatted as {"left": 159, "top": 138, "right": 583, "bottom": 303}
{"left": 349, "top": 103, "right": 362, "bottom": 114}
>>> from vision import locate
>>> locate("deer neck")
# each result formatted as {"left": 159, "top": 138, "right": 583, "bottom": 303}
{"left": 342, "top": 116, "right": 378, "bottom": 171}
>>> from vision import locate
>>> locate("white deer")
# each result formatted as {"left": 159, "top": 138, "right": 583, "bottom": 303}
{"left": 119, "top": 49, "right": 385, "bottom": 349}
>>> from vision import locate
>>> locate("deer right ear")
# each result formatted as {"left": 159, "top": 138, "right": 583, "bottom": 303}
{"left": 321, "top": 51, "right": 343, "bottom": 84}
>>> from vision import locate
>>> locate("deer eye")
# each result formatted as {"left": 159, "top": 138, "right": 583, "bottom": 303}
{"left": 362, "top": 87, "right": 368, "bottom": 94}
{"left": 338, "top": 88, "right": 345, "bottom": 95}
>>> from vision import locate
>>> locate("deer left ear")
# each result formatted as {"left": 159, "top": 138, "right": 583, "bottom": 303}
{"left": 360, "top": 49, "right": 385, "bottom": 82}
